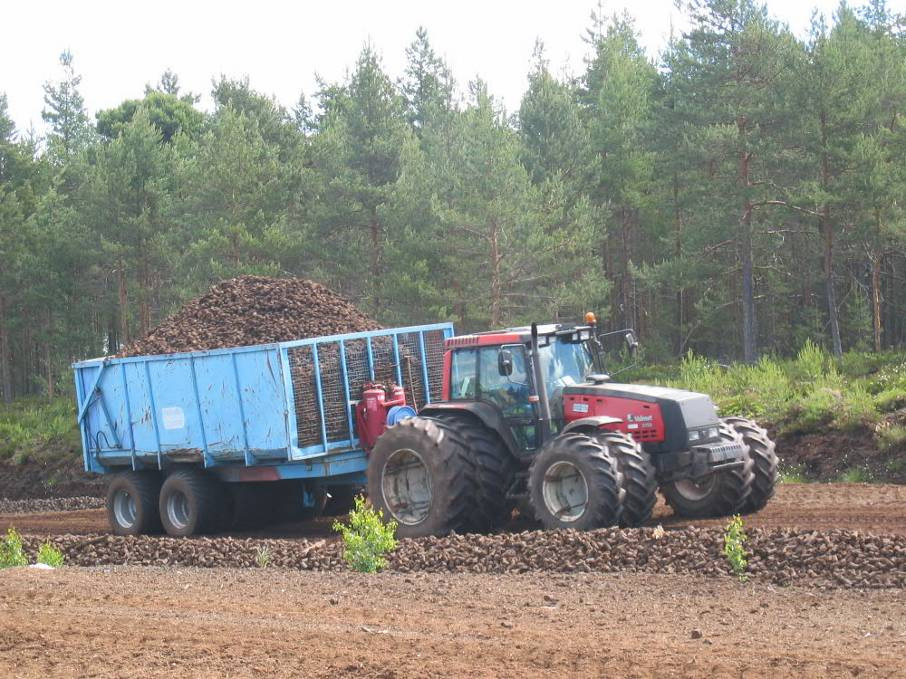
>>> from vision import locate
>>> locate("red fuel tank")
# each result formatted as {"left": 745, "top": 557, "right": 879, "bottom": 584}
{"left": 355, "top": 383, "right": 408, "bottom": 451}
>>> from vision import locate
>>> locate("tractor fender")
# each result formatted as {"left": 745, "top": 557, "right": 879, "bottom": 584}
{"left": 419, "top": 401, "right": 521, "bottom": 458}
{"left": 561, "top": 416, "right": 623, "bottom": 436}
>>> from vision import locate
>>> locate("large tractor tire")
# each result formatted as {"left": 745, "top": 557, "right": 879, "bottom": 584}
{"left": 722, "top": 416, "right": 778, "bottom": 514}
{"left": 597, "top": 431, "right": 657, "bottom": 527}
{"left": 368, "top": 416, "right": 479, "bottom": 538}
{"left": 661, "top": 423, "right": 754, "bottom": 519}
{"left": 528, "top": 433, "right": 623, "bottom": 531}
{"left": 430, "top": 412, "right": 515, "bottom": 531}
{"left": 159, "top": 468, "right": 224, "bottom": 537}
{"left": 106, "top": 470, "right": 163, "bottom": 536}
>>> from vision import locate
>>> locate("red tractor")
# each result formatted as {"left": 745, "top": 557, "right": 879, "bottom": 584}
{"left": 367, "top": 318, "right": 778, "bottom": 537}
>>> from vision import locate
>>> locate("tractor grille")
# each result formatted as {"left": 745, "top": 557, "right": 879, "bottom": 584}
{"left": 288, "top": 329, "right": 448, "bottom": 450}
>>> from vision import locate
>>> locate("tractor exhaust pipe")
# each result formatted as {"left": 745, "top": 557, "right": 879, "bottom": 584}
{"left": 531, "top": 322, "right": 553, "bottom": 443}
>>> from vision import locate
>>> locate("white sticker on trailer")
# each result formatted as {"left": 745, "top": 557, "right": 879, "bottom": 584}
{"left": 161, "top": 406, "right": 186, "bottom": 430}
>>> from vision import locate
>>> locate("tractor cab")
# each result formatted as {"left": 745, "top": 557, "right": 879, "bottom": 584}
{"left": 440, "top": 320, "right": 632, "bottom": 452}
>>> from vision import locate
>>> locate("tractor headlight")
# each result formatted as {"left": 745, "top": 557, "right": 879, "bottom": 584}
{"left": 688, "top": 426, "right": 720, "bottom": 444}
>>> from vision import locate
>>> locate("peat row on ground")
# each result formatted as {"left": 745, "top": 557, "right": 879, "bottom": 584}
{"left": 0, "top": 496, "right": 104, "bottom": 514}
{"left": 20, "top": 527, "right": 906, "bottom": 589}
{"left": 121, "top": 275, "right": 381, "bottom": 357}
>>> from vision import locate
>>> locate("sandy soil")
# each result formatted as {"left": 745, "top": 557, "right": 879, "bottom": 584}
{"left": 4, "top": 482, "right": 906, "bottom": 537}
{"left": 1, "top": 567, "right": 904, "bottom": 678}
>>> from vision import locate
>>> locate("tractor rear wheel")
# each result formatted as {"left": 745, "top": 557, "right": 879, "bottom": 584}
{"left": 661, "top": 423, "right": 754, "bottom": 519}
{"left": 722, "top": 416, "right": 778, "bottom": 514}
{"left": 368, "top": 416, "right": 478, "bottom": 538}
{"left": 528, "top": 433, "right": 623, "bottom": 531}
{"left": 106, "top": 471, "right": 163, "bottom": 536}
{"left": 430, "top": 412, "right": 515, "bottom": 531}
{"left": 597, "top": 431, "right": 657, "bottom": 527}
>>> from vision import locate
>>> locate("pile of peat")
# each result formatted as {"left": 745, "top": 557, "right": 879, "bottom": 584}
{"left": 22, "top": 526, "right": 906, "bottom": 589}
{"left": 121, "top": 276, "right": 381, "bottom": 357}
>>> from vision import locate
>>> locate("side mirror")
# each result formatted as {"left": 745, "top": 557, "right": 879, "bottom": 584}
{"left": 498, "top": 349, "right": 514, "bottom": 377}
{"left": 624, "top": 331, "right": 639, "bottom": 356}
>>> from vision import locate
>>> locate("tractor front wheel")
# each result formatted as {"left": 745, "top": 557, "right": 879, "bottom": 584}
{"left": 368, "top": 416, "right": 478, "bottom": 538}
{"left": 722, "top": 416, "right": 778, "bottom": 513}
{"left": 528, "top": 433, "right": 623, "bottom": 531}
{"left": 597, "top": 431, "right": 657, "bottom": 527}
{"left": 661, "top": 423, "right": 754, "bottom": 519}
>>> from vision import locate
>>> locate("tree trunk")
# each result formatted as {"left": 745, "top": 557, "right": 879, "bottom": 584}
{"left": 673, "top": 174, "right": 685, "bottom": 355}
{"left": 489, "top": 221, "right": 502, "bottom": 327}
{"left": 737, "top": 117, "right": 757, "bottom": 363}
{"left": 819, "top": 117, "right": 843, "bottom": 358}
{"left": 821, "top": 210, "right": 843, "bottom": 357}
{"left": 139, "top": 257, "right": 151, "bottom": 338}
{"left": 0, "top": 294, "right": 12, "bottom": 403}
{"left": 117, "top": 264, "right": 130, "bottom": 349}
{"left": 369, "top": 214, "right": 383, "bottom": 308}
{"left": 740, "top": 203, "right": 757, "bottom": 363}
{"left": 871, "top": 253, "right": 883, "bottom": 353}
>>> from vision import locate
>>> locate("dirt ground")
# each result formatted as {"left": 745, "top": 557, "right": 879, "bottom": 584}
{"left": 4, "top": 482, "right": 906, "bottom": 537}
{"left": 2, "top": 566, "right": 904, "bottom": 678}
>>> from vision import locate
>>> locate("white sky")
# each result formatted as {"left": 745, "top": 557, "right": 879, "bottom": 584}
{"left": 1, "top": 0, "right": 897, "bottom": 134}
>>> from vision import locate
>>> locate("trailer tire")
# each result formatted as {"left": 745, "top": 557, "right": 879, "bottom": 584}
{"left": 722, "top": 416, "right": 778, "bottom": 514}
{"left": 597, "top": 431, "right": 657, "bottom": 527}
{"left": 368, "top": 416, "right": 478, "bottom": 538}
{"left": 529, "top": 433, "right": 623, "bottom": 531}
{"left": 159, "top": 469, "right": 222, "bottom": 536}
{"left": 106, "top": 471, "right": 162, "bottom": 536}
{"left": 661, "top": 423, "right": 754, "bottom": 518}
{"left": 430, "top": 412, "right": 515, "bottom": 531}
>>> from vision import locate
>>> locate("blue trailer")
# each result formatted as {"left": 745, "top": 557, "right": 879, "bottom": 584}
{"left": 73, "top": 322, "right": 454, "bottom": 536}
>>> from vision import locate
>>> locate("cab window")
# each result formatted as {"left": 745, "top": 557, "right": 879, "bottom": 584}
{"left": 450, "top": 349, "right": 477, "bottom": 399}
{"left": 477, "top": 346, "right": 531, "bottom": 417}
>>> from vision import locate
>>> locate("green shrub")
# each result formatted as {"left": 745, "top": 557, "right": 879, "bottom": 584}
{"left": 793, "top": 339, "right": 829, "bottom": 383}
{"left": 0, "top": 397, "right": 80, "bottom": 463}
{"left": 834, "top": 385, "right": 877, "bottom": 431}
{"left": 874, "top": 388, "right": 906, "bottom": 413}
{"left": 0, "top": 528, "right": 28, "bottom": 568}
{"left": 786, "top": 387, "right": 840, "bottom": 434}
{"left": 723, "top": 515, "right": 748, "bottom": 581}
{"left": 36, "top": 542, "right": 64, "bottom": 568}
{"left": 255, "top": 545, "right": 271, "bottom": 568}
{"left": 876, "top": 424, "right": 906, "bottom": 452}
{"left": 838, "top": 467, "right": 871, "bottom": 483}
{"left": 332, "top": 495, "right": 398, "bottom": 573}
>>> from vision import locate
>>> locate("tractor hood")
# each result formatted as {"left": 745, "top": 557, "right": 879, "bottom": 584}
{"left": 563, "top": 382, "right": 720, "bottom": 452}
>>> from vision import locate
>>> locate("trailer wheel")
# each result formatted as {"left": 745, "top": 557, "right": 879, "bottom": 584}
{"left": 430, "top": 412, "right": 515, "bottom": 531}
{"left": 159, "top": 469, "right": 222, "bottom": 536}
{"left": 597, "top": 431, "right": 657, "bottom": 527}
{"left": 368, "top": 416, "right": 478, "bottom": 538}
{"left": 106, "top": 471, "right": 162, "bottom": 536}
{"left": 528, "top": 433, "right": 623, "bottom": 531}
{"left": 722, "top": 416, "right": 778, "bottom": 514}
{"left": 661, "top": 423, "right": 754, "bottom": 518}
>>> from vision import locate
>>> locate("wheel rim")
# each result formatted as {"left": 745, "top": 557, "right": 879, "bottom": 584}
{"left": 113, "top": 489, "right": 137, "bottom": 529}
{"left": 672, "top": 476, "right": 716, "bottom": 502}
{"left": 382, "top": 448, "right": 432, "bottom": 525}
{"left": 542, "top": 460, "right": 589, "bottom": 522}
{"left": 166, "top": 490, "right": 192, "bottom": 531}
